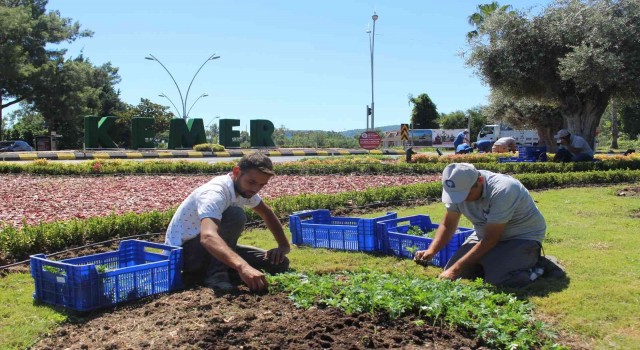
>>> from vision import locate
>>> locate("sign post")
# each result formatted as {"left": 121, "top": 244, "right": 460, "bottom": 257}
{"left": 358, "top": 131, "right": 382, "bottom": 150}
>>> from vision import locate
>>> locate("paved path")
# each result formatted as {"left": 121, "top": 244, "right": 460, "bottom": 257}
{"left": 0, "top": 148, "right": 407, "bottom": 162}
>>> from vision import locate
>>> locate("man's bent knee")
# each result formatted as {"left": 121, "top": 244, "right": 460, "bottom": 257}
{"left": 487, "top": 269, "right": 533, "bottom": 288}
{"left": 218, "top": 206, "right": 246, "bottom": 246}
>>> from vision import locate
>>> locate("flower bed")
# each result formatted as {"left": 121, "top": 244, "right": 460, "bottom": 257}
{"left": 0, "top": 174, "right": 439, "bottom": 228}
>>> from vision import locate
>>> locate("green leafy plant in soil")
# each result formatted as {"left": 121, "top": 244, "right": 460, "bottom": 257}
{"left": 267, "top": 270, "right": 566, "bottom": 350}
{"left": 405, "top": 225, "right": 434, "bottom": 238}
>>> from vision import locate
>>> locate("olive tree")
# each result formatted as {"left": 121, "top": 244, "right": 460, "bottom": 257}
{"left": 0, "top": 0, "right": 91, "bottom": 140}
{"left": 465, "top": 0, "right": 640, "bottom": 148}
{"left": 485, "top": 90, "right": 564, "bottom": 148}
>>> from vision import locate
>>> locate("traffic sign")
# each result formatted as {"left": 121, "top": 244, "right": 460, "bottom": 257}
{"left": 359, "top": 131, "right": 382, "bottom": 150}
{"left": 400, "top": 124, "right": 409, "bottom": 141}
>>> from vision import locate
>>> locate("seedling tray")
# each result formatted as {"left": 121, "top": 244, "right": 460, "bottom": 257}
{"left": 30, "top": 240, "right": 182, "bottom": 312}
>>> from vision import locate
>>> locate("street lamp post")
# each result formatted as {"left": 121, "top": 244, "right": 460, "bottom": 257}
{"left": 367, "top": 12, "right": 379, "bottom": 130}
{"left": 145, "top": 53, "right": 220, "bottom": 119}
{"left": 158, "top": 93, "right": 181, "bottom": 117}
{"left": 187, "top": 93, "right": 209, "bottom": 117}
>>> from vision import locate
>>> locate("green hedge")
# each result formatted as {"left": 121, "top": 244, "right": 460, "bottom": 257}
{"left": 1, "top": 169, "right": 639, "bottom": 264}
{"left": 2, "top": 157, "right": 640, "bottom": 176}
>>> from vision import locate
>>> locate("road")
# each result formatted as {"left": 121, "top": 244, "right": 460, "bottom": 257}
{"left": 2, "top": 154, "right": 404, "bottom": 164}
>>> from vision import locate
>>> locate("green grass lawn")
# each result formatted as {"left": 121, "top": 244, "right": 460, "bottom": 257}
{"left": 2, "top": 184, "right": 639, "bottom": 349}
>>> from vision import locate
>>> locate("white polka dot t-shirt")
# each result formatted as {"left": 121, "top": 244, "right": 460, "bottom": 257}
{"left": 165, "top": 174, "right": 261, "bottom": 246}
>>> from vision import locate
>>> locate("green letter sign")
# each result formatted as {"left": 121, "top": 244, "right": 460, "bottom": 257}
{"left": 84, "top": 115, "right": 118, "bottom": 148}
{"left": 131, "top": 117, "right": 155, "bottom": 149}
{"left": 168, "top": 118, "right": 207, "bottom": 149}
{"left": 250, "top": 119, "right": 275, "bottom": 147}
{"left": 219, "top": 119, "right": 241, "bottom": 148}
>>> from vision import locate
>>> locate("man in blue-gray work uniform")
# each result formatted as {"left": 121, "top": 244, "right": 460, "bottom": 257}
{"left": 473, "top": 139, "right": 493, "bottom": 153}
{"left": 414, "top": 163, "right": 546, "bottom": 287}
{"left": 453, "top": 130, "right": 469, "bottom": 149}
{"left": 553, "top": 129, "right": 594, "bottom": 162}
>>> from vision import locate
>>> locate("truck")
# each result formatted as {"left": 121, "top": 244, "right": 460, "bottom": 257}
{"left": 477, "top": 124, "right": 539, "bottom": 145}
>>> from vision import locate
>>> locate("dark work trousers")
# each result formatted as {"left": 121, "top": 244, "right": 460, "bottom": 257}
{"left": 181, "top": 206, "right": 290, "bottom": 284}
{"left": 554, "top": 148, "right": 594, "bottom": 162}
{"left": 444, "top": 238, "right": 541, "bottom": 288}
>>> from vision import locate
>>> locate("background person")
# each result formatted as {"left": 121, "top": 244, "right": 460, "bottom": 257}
{"left": 473, "top": 139, "right": 492, "bottom": 153}
{"left": 553, "top": 129, "right": 594, "bottom": 162}
{"left": 455, "top": 142, "right": 473, "bottom": 154}
{"left": 165, "top": 153, "right": 291, "bottom": 292}
{"left": 492, "top": 137, "right": 518, "bottom": 153}
{"left": 414, "top": 163, "right": 547, "bottom": 288}
{"left": 405, "top": 146, "right": 417, "bottom": 163}
{"left": 453, "top": 130, "right": 470, "bottom": 149}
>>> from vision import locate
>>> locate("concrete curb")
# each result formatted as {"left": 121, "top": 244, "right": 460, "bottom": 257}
{"left": 0, "top": 149, "right": 405, "bottom": 161}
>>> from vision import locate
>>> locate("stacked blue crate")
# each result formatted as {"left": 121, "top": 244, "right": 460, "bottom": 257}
{"left": 499, "top": 145, "right": 547, "bottom": 163}
{"left": 289, "top": 209, "right": 397, "bottom": 252}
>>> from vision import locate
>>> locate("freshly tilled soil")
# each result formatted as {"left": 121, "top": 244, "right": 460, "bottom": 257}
{"left": 32, "top": 286, "right": 485, "bottom": 350}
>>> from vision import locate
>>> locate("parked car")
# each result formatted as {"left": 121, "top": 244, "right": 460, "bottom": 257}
{"left": 0, "top": 140, "right": 34, "bottom": 152}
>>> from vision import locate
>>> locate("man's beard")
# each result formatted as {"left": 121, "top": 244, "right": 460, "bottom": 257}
{"left": 233, "top": 179, "right": 253, "bottom": 198}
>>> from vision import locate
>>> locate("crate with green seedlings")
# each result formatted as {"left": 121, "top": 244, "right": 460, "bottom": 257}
{"left": 30, "top": 240, "right": 182, "bottom": 312}
{"left": 377, "top": 215, "right": 473, "bottom": 267}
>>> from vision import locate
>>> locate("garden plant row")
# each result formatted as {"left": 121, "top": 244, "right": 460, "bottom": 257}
{"left": 0, "top": 154, "right": 639, "bottom": 175}
{"left": 267, "top": 271, "right": 559, "bottom": 350}
{"left": 2, "top": 167, "right": 640, "bottom": 264}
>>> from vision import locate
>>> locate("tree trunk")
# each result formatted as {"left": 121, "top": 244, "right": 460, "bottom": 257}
{"left": 610, "top": 99, "right": 619, "bottom": 149}
{"left": 559, "top": 89, "right": 610, "bottom": 149}
{"left": 536, "top": 127, "right": 559, "bottom": 152}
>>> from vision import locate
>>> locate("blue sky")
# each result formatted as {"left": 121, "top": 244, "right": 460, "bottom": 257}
{"left": 36, "top": 0, "right": 549, "bottom": 132}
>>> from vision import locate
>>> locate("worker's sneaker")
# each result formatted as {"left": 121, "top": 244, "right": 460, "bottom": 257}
{"left": 203, "top": 271, "right": 235, "bottom": 292}
{"left": 537, "top": 255, "right": 566, "bottom": 279}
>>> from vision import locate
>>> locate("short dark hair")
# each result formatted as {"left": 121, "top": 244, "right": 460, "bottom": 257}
{"left": 238, "top": 152, "right": 275, "bottom": 175}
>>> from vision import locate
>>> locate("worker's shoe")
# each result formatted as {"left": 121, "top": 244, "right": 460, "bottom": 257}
{"left": 537, "top": 255, "right": 566, "bottom": 279}
{"left": 203, "top": 271, "right": 235, "bottom": 292}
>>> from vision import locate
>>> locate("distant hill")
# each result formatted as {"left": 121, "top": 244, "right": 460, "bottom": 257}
{"left": 286, "top": 125, "right": 400, "bottom": 138}
{"left": 340, "top": 125, "right": 400, "bottom": 138}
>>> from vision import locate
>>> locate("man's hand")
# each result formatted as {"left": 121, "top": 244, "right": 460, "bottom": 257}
{"left": 439, "top": 267, "right": 459, "bottom": 280}
{"left": 265, "top": 246, "right": 290, "bottom": 265}
{"left": 238, "top": 264, "right": 268, "bottom": 291}
{"left": 414, "top": 250, "right": 434, "bottom": 265}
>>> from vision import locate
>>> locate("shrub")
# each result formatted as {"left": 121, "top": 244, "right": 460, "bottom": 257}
{"left": 193, "top": 143, "right": 225, "bottom": 152}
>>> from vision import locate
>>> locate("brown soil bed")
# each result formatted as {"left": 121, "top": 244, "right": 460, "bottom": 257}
{"left": 617, "top": 186, "right": 640, "bottom": 196}
{"left": 32, "top": 287, "right": 485, "bottom": 350}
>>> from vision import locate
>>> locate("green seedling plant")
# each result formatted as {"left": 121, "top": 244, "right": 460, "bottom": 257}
{"left": 405, "top": 225, "right": 424, "bottom": 236}
{"left": 267, "top": 270, "right": 567, "bottom": 350}
{"left": 405, "top": 225, "right": 435, "bottom": 238}
{"left": 405, "top": 245, "right": 419, "bottom": 256}
{"left": 42, "top": 265, "right": 65, "bottom": 276}
{"left": 95, "top": 264, "right": 110, "bottom": 273}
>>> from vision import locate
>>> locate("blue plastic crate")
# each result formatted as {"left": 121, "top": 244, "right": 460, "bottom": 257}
{"left": 517, "top": 145, "right": 547, "bottom": 161}
{"left": 30, "top": 240, "right": 182, "bottom": 312}
{"left": 376, "top": 215, "right": 473, "bottom": 267}
{"left": 289, "top": 209, "right": 397, "bottom": 251}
